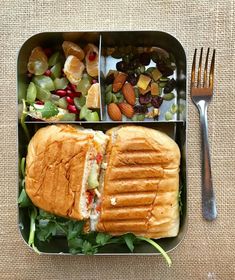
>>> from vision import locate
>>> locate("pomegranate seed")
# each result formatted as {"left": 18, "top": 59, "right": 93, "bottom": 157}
{"left": 73, "top": 92, "right": 81, "bottom": 97}
{"left": 67, "top": 91, "right": 81, "bottom": 98}
{"left": 55, "top": 89, "right": 67, "bottom": 97}
{"left": 67, "top": 104, "right": 78, "bottom": 114}
{"left": 44, "top": 69, "right": 51, "bottom": 76}
{"left": 92, "top": 79, "right": 98, "bottom": 84}
{"left": 66, "top": 84, "right": 72, "bottom": 90}
{"left": 70, "top": 84, "right": 77, "bottom": 92}
{"left": 88, "top": 52, "right": 97, "bottom": 61}
{"left": 35, "top": 101, "right": 44, "bottom": 105}
{"left": 66, "top": 96, "right": 74, "bottom": 105}
{"left": 67, "top": 92, "right": 74, "bottom": 98}
{"left": 67, "top": 92, "right": 75, "bottom": 98}
{"left": 43, "top": 48, "right": 53, "bottom": 57}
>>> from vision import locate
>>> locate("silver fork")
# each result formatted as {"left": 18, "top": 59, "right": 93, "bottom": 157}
{"left": 191, "top": 48, "right": 217, "bottom": 221}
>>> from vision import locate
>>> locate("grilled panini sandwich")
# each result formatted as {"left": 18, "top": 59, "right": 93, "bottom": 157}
{"left": 25, "top": 124, "right": 180, "bottom": 239}
{"left": 25, "top": 124, "right": 109, "bottom": 220}
{"left": 96, "top": 126, "right": 181, "bottom": 238}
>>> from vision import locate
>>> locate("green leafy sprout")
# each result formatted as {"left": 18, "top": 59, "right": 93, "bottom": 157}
{"left": 23, "top": 206, "right": 172, "bottom": 266}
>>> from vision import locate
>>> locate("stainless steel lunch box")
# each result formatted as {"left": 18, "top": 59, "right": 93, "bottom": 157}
{"left": 17, "top": 31, "right": 187, "bottom": 255}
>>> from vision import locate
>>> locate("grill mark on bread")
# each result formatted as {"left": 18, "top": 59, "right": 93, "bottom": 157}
{"left": 104, "top": 178, "right": 160, "bottom": 194}
{"left": 98, "top": 220, "right": 148, "bottom": 232}
{"left": 102, "top": 192, "right": 156, "bottom": 208}
{"left": 112, "top": 150, "right": 178, "bottom": 168}
{"left": 108, "top": 165, "right": 164, "bottom": 180}
{"left": 100, "top": 206, "right": 150, "bottom": 220}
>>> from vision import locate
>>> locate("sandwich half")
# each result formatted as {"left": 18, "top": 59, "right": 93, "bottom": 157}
{"left": 25, "top": 124, "right": 109, "bottom": 220}
{"left": 96, "top": 126, "right": 181, "bottom": 239}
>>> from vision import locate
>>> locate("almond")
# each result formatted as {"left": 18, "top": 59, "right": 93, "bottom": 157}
{"left": 118, "top": 103, "right": 134, "bottom": 118}
{"left": 107, "top": 103, "right": 122, "bottom": 121}
{"left": 113, "top": 72, "right": 127, "bottom": 92}
{"left": 122, "top": 83, "right": 136, "bottom": 106}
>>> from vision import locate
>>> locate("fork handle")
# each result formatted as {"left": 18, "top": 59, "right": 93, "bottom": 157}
{"left": 198, "top": 101, "right": 217, "bottom": 220}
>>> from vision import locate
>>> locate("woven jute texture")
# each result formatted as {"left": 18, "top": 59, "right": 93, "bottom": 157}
{"left": 0, "top": 0, "right": 235, "bottom": 279}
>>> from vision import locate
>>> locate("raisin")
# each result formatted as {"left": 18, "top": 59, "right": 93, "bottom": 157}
{"left": 139, "top": 52, "right": 151, "bottom": 66}
{"left": 139, "top": 93, "right": 152, "bottom": 105}
{"left": 151, "top": 51, "right": 160, "bottom": 63}
{"left": 129, "top": 58, "right": 140, "bottom": 70}
{"left": 116, "top": 61, "right": 127, "bottom": 72}
{"left": 151, "top": 96, "right": 163, "bottom": 108}
{"left": 134, "top": 105, "right": 148, "bottom": 114}
{"left": 163, "top": 78, "right": 177, "bottom": 94}
{"left": 127, "top": 73, "right": 138, "bottom": 86}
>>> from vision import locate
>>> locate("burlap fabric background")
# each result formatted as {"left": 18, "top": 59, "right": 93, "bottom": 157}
{"left": 0, "top": 0, "right": 234, "bottom": 279}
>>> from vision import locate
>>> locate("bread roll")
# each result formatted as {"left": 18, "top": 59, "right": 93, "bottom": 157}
{"left": 25, "top": 124, "right": 109, "bottom": 220}
{"left": 97, "top": 126, "right": 180, "bottom": 239}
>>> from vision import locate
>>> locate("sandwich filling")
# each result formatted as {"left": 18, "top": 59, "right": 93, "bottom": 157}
{"left": 75, "top": 128, "right": 109, "bottom": 225}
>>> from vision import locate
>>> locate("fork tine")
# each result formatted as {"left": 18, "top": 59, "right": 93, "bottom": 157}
{"left": 203, "top": 48, "right": 210, "bottom": 87}
{"left": 209, "top": 49, "right": 216, "bottom": 88}
{"left": 197, "top": 48, "right": 203, "bottom": 87}
{"left": 191, "top": 49, "right": 197, "bottom": 88}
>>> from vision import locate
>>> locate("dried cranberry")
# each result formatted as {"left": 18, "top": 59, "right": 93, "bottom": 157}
{"left": 88, "top": 52, "right": 97, "bottom": 61}
{"left": 134, "top": 105, "right": 148, "bottom": 114}
{"left": 116, "top": 61, "right": 127, "bottom": 72}
{"left": 139, "top": 52, "right": 151, "bottom": 66}
{"left": 127, "top": 73, "right": 138, "bottom": 86}
{"left": 163, "top": 78, "right": 177, "bottom": 93}
{"left": 139, "top": 93, "right": 152, "bottom": 105}
{"left": 105, "top": 73, "right": 115, "bottom": 85}
{"left": 151, "top": 96, "right": 163, "bottom": 108}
